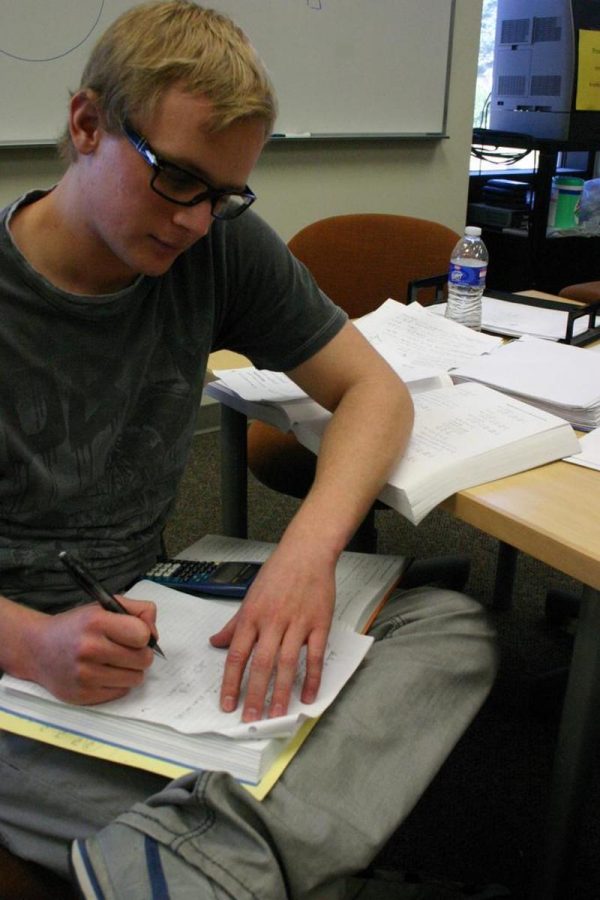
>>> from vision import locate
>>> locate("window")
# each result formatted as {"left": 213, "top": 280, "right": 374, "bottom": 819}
{"left": 473, "top": 0, "right": 497, "bottom": 130}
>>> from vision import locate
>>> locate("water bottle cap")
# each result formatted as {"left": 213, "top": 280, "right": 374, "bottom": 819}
{"left": 464, "top": 226, "right": 482, "bottom": 236}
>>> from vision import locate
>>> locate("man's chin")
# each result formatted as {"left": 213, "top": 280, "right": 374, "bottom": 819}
{"left": 142, "top": 238, "right": 189, "bottom": 273}
{"left": 135, "top": 251, "right": 182, "bottom": 278}
{"left": 140, "top": 258, "right": 178, "bottom": 277}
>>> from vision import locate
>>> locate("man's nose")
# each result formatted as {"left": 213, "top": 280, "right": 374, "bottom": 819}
{"left": 171, "top": 199, "right": 213, "bottom": 236}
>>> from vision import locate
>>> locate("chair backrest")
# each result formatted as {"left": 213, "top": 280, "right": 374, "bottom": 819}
{"left": 559, "top": 281, "right": 600, "bottom": 303}
{"left": 287, "top": 213, "right": 460, "bottom": 319}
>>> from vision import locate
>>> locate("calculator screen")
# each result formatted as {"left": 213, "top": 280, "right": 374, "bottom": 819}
{"left": 212, "top": 562, "right": 260, "bottom": 584}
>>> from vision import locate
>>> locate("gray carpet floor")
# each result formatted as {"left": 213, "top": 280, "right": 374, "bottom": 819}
{"left": 163, "top": 429, "right": 599, "bottom": 900}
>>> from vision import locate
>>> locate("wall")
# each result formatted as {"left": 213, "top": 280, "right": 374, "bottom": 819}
{"left": 0, "top": 0, "right": 481, "bottom": 241}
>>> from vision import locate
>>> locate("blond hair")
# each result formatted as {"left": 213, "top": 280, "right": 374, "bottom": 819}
{"left": 59, "top": 0, "right": 277, "bottom": 160}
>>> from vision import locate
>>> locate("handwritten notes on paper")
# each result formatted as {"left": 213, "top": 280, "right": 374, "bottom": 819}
{"left": 355, "top": 300, "right": 502, "bottom": 370}
{"left": 1, "top": 577, "right": 374, "bottom": 741}
{"left": 209, "top": 300, "right": 502, "bottom": 410}
{"left": 210, "top": 367, "right": 306, "bottom": 403}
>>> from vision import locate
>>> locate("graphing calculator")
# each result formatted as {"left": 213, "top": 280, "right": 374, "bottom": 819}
{"left": 144, "top": 559, "right": 262, "bottom": 598}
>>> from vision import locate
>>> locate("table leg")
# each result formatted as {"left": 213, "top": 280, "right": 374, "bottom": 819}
{"left": 491, "top": 541, "right": 518, "bottom": 610}
{"left": 529, "top": 585, "right": 600, "bottom": 899}
{"left": 220, "top": 405, "right": 248, "bottom": 538}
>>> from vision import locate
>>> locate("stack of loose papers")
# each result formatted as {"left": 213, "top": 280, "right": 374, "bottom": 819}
{"left": 452, "top": 337, "right": 600, "bottom": 430}
{"left": 204, "top": 368, "right": 321, "bottom": 433}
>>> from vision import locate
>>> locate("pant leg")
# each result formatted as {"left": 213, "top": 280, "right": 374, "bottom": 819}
{"left": 0, "top": 587, "right": 497, "bottom": 898}
{"left": 0, "top": 728, "right": 169, "bottom": 874}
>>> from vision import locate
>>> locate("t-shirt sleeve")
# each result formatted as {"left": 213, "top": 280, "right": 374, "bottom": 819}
{"left": 210, "top": 211, "right": 348, "bottom": 372}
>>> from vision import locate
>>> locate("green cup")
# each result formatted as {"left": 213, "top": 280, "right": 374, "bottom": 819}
{"left": 551, "top": 176, "right": 584, "bottom": 228}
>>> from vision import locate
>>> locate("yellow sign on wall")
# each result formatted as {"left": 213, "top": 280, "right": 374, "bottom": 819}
{"left": 576, "top": 29, "right": 600, "bottom": 111}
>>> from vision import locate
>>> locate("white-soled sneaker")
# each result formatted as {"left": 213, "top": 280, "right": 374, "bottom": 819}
{"left": 71, "top": 839, "right": 108, "bottom": 899}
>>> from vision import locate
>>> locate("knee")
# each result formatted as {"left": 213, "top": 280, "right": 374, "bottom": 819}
{"left": 414, "top": 586, "right": 491, "bottom": 624}
{"left": 419, "top": 587, "right": 499, "bottom": 681}
{"left": 382, "top": 584, "right": 487, "bottom": 625}
{"left": 372, "top": 586, "right": 499, "bottom": 681}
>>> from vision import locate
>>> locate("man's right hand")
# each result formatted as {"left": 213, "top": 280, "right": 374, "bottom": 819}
{"left": 0, "top": 594, "right": 157, "bottom": 705}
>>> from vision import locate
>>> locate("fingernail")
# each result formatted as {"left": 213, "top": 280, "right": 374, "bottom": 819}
{"left": 270, "top": 704, "right": 284, "bottom": 718}
{"left": 244, "top": 707, "right": 259, "bottom": 722}
{"left": 222, "top": 696, "right": 236, "bottom": 712}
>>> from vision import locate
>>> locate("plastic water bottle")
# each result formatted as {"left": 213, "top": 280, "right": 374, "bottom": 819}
{"left": 445, "top": 226, "right": 488, "bottom": 330}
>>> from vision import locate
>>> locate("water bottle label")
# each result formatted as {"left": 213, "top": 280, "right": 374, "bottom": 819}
{"left": 448, "top": 262, "right": 487, "bottom": 287}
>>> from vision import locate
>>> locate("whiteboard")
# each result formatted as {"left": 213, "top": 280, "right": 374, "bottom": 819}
{"left": 0, "top": 0, "right": 454, "bottom": 146}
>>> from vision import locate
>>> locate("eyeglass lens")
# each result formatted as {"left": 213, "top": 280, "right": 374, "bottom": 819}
{"left": 151, "top": 166, "right": 253, "bottom": 219}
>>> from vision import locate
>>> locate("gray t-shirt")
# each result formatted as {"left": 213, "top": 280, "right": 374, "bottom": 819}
{"left": 0, "top": 191, "right": 346, "bottom": 610}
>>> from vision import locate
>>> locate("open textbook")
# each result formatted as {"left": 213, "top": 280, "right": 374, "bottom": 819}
{"left": 0, "top": 535, "right": 406, "bottom": 789}
{"left": 293, "top": 382, "right": 579, "bottom": 525}
{"left": 205, "top": 301, "right": 580, "bottom": 524}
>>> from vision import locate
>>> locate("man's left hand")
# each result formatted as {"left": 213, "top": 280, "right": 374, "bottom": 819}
{"left": 209, "top": 541, "right": 335, "bottom": 722}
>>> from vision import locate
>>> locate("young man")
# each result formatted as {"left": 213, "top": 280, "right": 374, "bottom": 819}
{"left": 0, "top": 3, "right": 497, "bottom": 897}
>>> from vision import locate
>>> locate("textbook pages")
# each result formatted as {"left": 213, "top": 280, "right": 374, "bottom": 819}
{"left": 0, "top": 535, "right": 406, "bottom": 787}
{"left": 294, "top": 381, "right": 579, "bottom": 526}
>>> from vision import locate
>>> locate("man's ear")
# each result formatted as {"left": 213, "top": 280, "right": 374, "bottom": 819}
{"left": 69, "top": 90, "right": 104, "bottom": 155}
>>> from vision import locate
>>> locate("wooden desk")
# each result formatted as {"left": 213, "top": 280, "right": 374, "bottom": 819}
{"left": 444, "top": 460, "right": 600, "bottom": 591}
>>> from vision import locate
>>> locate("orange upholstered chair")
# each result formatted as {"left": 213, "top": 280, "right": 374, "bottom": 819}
{"left": 558, "top": 281, "right": 600, "bottom": 303}
{"left": 247, "top": 213, "right": 460, "bottom": 550}
{"left": 284, "top": 212, "right": 459, "bottom": 317}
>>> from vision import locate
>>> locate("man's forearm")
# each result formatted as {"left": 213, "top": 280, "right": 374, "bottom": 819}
{"left": 287, "top": 371, "right": 414, "bottom": 557}
{"left": 210, "top": 349, "right": 414, "bottom": 719}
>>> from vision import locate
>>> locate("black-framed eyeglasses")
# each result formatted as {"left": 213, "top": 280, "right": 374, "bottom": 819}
{"left": 122, "top": 121, "right": 256, "bottom": 220}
